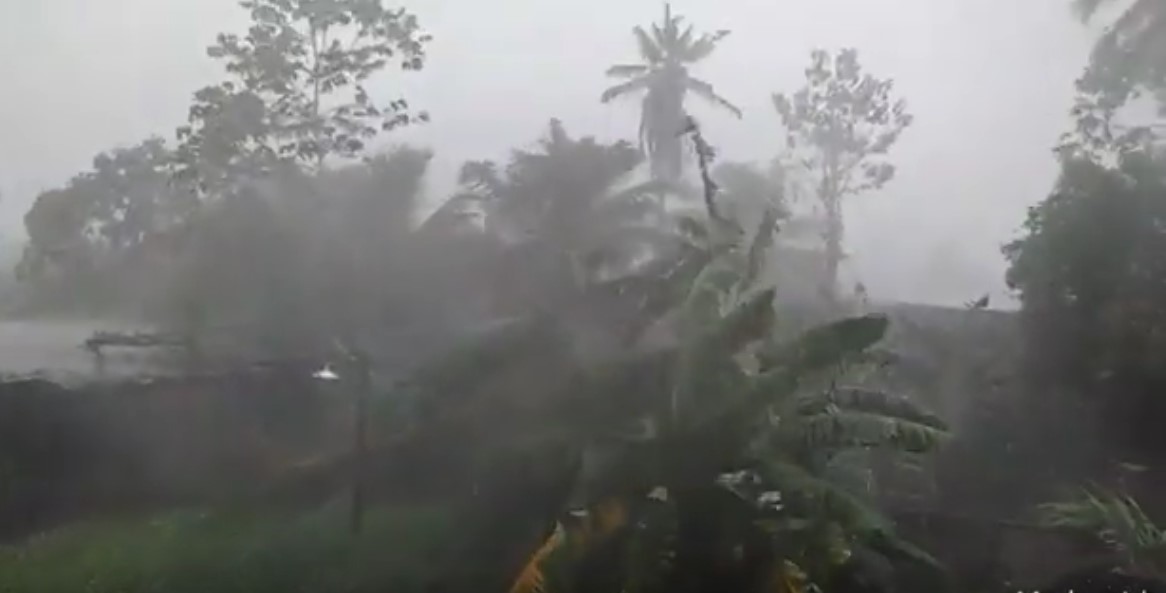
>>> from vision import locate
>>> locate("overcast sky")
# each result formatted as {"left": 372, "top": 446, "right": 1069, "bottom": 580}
{"left": 0, "top": 0, "right": 1095, "bottom": 307}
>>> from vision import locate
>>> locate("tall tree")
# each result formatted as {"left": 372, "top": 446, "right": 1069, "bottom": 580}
{"left": 1066, "top": 0, "right": 1166, "bottom": 153}
{"left": 457, "top": 119, "right": 674, "bottom": 314}
{"left": 772, "top": 49, "right": 912, "bottom": 303}
{"left": 1075, "top": 0, "right": 1166, "bottom": 110}
{"left": 18, "top": 138, "right": 186, "bottom": 280}
{"left": 174, "top": 0, "right": 431, "bottom": 196}
{"left": 600, "top": 4, "right": 742, "bottom": 183}
{"left": 1004, "top": 149, "right": 1166, "bottom": 462}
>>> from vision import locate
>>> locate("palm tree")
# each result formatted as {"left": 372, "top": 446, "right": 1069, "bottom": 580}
{"left": 601, "top": 4, "right": 742, "bottom": 183}
{"left": 456, "top": 119, "right": 676, "bottom": 313}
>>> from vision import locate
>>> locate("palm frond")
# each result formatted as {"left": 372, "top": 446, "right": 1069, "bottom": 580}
{"left": 607, "top": 64, "right": 652, "bottom": 78}
{"left": 1039, "top": 487, "right": 1166, "bottom": 578}
{"left": 789, "top": 410, "right": 949, "bottom": 454}
{"left": 863, "top": 531, "right": 944, "bottom": 572}
{"left": 759, "top": 315, "right": 890, "bottom": 373}
{"left": 799, "top": 387, "right": 949, "bottom": 431}
{"left": 633, "top": 26, "right": 664, "bottom": 64}
{"left": 683, "top": 31, "right": 729, "bottom": 63}
{"left": 675, "top": 24, "right": 695, "bottom": 55}
{"left": 684, "top": 77, "right": 744, "bottom": 118}
{"left": 601, "top": 75, "right": 655, "bottom": 103}
{"left": 758, "top": 459, "right": 891, "bottom": 535}
{"left": 1037, "top": 487, "right": 1166, "bottom": 556}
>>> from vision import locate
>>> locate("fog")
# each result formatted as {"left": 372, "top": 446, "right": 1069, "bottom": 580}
{"left": 0, "top": 0, "right": 1093, "bottom": 307}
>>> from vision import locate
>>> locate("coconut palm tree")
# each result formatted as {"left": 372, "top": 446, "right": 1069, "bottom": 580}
{"left": 600, "top": 4, "right": 742, "bottom": 183}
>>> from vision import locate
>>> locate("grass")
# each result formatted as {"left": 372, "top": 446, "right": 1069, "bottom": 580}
{"left": 0, "top": 502, "right": 456, "bottom": 593}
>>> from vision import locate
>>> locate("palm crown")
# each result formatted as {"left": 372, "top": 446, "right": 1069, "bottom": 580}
{"left": 601, "top": 4, "right": 743, "bottom": 182}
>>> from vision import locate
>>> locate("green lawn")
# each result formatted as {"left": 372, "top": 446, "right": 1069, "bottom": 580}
{"left": 0, "top": 503, "right": 455, "bottom": 593}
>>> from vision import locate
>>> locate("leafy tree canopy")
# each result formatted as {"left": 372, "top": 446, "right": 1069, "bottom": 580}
{"left": 174, "top": 0, "right": 431, "bottom": 196}
{"left": 772, "top": 49, "right": 912, "bottom": 302}
{"left": 1005, "top": 149, "right": 1166, "bottom": 458}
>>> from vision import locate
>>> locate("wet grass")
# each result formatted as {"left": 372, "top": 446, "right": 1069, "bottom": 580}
{"left": 0, "top": 503, "right": 455, "bottom": 593}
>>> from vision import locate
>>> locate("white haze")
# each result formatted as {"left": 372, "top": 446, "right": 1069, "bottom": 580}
{"left": 0, "top": 0, "right": 1096, "bottom": 308}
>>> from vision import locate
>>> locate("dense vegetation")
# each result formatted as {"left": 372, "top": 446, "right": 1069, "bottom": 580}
{"left": 4, "top": 0, "right": 1166, "bottom": 592}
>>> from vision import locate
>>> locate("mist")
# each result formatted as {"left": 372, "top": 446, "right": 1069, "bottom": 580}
{"left": 2, "top": 1, "right": 1166, "bottom": 593}
{"left": 1, "top": 0, "right": 1093, "bottom": 306}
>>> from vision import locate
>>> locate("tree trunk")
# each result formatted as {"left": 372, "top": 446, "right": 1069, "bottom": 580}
{"left": 820, "top": 149, "right": 844, "bottom": 306}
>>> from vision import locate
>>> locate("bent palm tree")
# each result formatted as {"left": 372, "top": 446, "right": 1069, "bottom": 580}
{"left": 457, "top": 119, "right": 677, "bottom": 313}
{"left": 601, "top": 4, "right": 742, "bottom": 183}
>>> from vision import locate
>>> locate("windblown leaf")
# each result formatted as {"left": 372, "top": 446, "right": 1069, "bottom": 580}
{"left": 601, "top": 75, "right": 655, "bottom": 103}
{"left": 797, "top": 388, "right": 948, "bottom": 431}
{"left": 788, "top": 411, "right": 948, "bottom": 454}
{"left": 864, "top": 530, "right": 944, "bottom": 571}
{"left": 633, "top": 26, "right": 664, "bottom": 64}
{"left": 1037, "top": 485, "right": 1166, "bottom": 573}
{"left": 685, "top": 76, "right": 744, "bottom": 118}
{"left": 607, "top": 63, "right": 652, "bottom": 78}
{"left": 758, "top": 460, "right": 890, "bottom": 535}
{"left": 760, "top": 315, "right": 890, "bottom": 373}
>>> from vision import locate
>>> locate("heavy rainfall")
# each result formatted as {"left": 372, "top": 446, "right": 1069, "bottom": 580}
{"left": 0, "top": 0, "right": 1164, "bottom": 592}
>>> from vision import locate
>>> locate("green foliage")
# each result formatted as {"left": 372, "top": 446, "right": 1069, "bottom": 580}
{"left": 1037, "top": 486, "right": 1166, "bottom": 579}
{"left": 18, "top": 139, "right": 185, "bottom": 280}
{"left": 0, "top": 505, "right": 454, "bottom": 593}
{"left": 1004, "top": 150, "right": 1166, "bottom": 455}
{"left": 601, "top": 4, "right": 741, "bottom": 182}
{"left": 166, "top": 145, "right": 441, "bottom": 354}
{"left": 772, "top": 49, "right": 912, "bottom": 300}
{"left": 471, "top": 153, "right": 948, "bottom": 592}
{"left": 1069, "top": 0, "right": 1166, "bottom": 151}
{"left": 456, "top": 119, "right": 677, "bottom": 311}
{"left": 12, "top": 138, "right": 197, "bottom": 316}
{"left": 174, "top": 0, "right": 431, "bottom": 195}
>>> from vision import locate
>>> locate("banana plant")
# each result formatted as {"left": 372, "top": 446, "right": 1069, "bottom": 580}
{"left": 503, "top": 202, "right": 948, "bottom": 593}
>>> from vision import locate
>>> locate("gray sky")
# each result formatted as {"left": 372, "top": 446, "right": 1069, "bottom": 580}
{"left": 0, "top": 0, "right": 1093, "bottom": 307}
